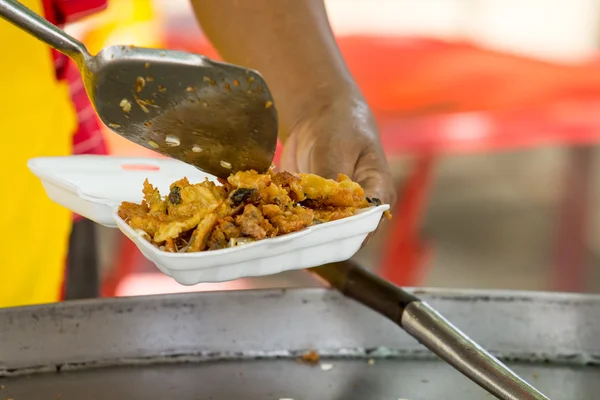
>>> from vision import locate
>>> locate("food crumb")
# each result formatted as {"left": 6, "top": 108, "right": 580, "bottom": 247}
{"left": 320, "top": 363, "right": 333, "bottom": 371}
{"left": 147, "top": 140, "right": 160, "bottom": 149}
{"left": 298, "top": 349, "right": 320, "bottom": 364}
{"left": 165, "top": 135, "right": 180, "bottom": 147}
{"left": 220, "top": 160, "right": 232, "bottom": 169}
{"left": 147, "top": 76, "right": 154, "bottom": 82}
{"left": 158, "top": 85, "right": 166, "bottom": 92}
{"left": 192, "top": 145, "right": 203, "bottom": 153}
{"left": 108, "top": 123, "right": 121, "bottom": 129}
{"left": 119, "top": 98, "right": 132, "bottom": 113}
{"left": 135, "top": 76, "right": 145, "bottom": 92}
{"left": 233, "top": 79, "right": 240, "bottom": 86}
{"left": 134, "top": 96, "right": 151, "bottom": 113}
{"left": 186, "top": 86, "right": 195, "bottom": 92}
{"left": 367, "top": 359, "right": 375, "bottom": 365}
{"left": 265, "top": 100, "right": 273, "bottom": 108}
{"left": 144, "top": 62, "right": 150, "bottom": 68}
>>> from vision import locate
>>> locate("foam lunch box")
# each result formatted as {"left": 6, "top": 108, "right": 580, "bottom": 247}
{"left": 29, "top": 155, "right": 389, "bottom": 285}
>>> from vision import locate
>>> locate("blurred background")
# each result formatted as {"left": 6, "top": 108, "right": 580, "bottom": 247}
{"left": 63, "top": 0, "right": 600, "bottom": 297}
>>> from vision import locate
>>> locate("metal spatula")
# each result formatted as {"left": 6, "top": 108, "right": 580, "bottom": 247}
{"left": 0, "top": 0, "right": 278, "bottom": 179}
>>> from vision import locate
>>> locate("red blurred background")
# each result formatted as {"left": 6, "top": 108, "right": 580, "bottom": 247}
{"left": 66, "top": 0, "right": 600, "bottom": 295}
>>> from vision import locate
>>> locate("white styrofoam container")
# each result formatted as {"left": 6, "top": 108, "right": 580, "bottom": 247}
{"left": 28, "top": 156, "right": 217, "bottom": 228}
{"left": 29, "top": 155, "right": 389, "bottom": 285}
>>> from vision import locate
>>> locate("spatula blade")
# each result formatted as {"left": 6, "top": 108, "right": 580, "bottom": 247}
{"left": 86, "top": 46, "right": 278, "bottom": 178}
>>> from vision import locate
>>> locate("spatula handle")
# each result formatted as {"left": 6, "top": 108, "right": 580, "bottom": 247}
{"left": 0, "top": 0, "right": 89, "bottom": 62}
{"left": 311, "top": 261, "right": 551, "bottom": 400}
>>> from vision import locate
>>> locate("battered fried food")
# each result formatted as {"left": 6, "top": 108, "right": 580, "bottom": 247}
{"left": 118, "top": 168, "right": 390, "bottom": 253}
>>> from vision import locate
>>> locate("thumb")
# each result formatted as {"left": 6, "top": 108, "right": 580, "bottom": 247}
{"left": 308, "top": 138, "right": 357, "bottom": 181}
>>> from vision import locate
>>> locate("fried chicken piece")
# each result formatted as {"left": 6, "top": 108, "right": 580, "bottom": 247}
{"left": 300, "top": 173, "right": 368, "bottom": 208}
{"left": 261, "top": 204, "right": 314, "bottom": 234}
{"left": 119, "top": 168, "right": 380, "bottom": 253}
{"left": 118, "top": 201, "right": 149, "bottom": 220}
{"left": 153, "top": 208, "right": 208, "bottom": 243}
{"left": 188, "top": 213, "right": 219, "bottom": 251}
{"left": 228, "top": 170, "right": 271, "bottom": 191}
{"left": 166, "top": 178, "right": 227, "bottom": 218}
{"left": 313, "top": 207, "right": 356, "bottom": 222}
{"left": 119, "top": 201, "right": 162, "bottom": 237}
{"left": 260, "top": 182, "right": 294, "bottom": 207}
{"left": 271, "top": 171, "right": 305, "bottom": 202}
{"left": 125, "top": 202, "right": 220, "bottom": 244}
{"left": 122, "top": 204, "right": 171, "bottom": 237}
{"left": 207, "top": 217, "right": 242, "bottom": 250}
{"left": 228, "top": 170, "right": 292, "bottom": 206}
{"left": 142, "top": 179, "right": 166, "bottom": 214}
{"left": 127, "top": 177, "right": 227, "bottom": 244}
{"left": 235, "top": 204, "right": 277, "bottom": 240}
{"left": 228, "top": 188, "right": 259, "bottom": 207}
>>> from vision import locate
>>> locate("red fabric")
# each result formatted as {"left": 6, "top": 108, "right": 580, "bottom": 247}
{"left": 52, "top": 0, "right": 107, "bottom": 24}
{"left": 39, "top": 0, "right": 108, "bottom": 299}
{"left": 41, "top": 0, "right": 109, "bottom": 225}
{"left": 41, "top": 0, "right": 108, "bottom": 78}
{"left": 65, "top": 61, "right": 107, "bottom": 157}
{"left": 42, "top": 0, "right": 107, "bottom": 25}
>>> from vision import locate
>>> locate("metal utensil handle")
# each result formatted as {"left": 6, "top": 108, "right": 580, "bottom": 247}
{"left": 0, "top": 0, "right": 88, "bottom": 62}
{"left": 310, "top": 261, "right": 550, "bottom": 400}
{"left": 402, "top": 301, "right": 549, "bottom": 400}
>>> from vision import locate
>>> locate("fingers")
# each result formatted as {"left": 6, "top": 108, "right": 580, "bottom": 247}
{"left": 354, "top": 151, "right": 396, "bottom": 249}
{"left": 359, "top": 174, "right": 394, "bottom": 205}
{"left": 309, "top": 138, "right": 357, "bottom": 180}
{"left": 354, "top": 150, "right": 397, "bottom": 207}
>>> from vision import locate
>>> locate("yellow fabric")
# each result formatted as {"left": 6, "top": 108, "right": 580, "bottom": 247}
{"left": 0, "top": 0, "right": 76, "bottom": 307}
{"left": 82, "top": 0, "right": 160, "bottom": 55}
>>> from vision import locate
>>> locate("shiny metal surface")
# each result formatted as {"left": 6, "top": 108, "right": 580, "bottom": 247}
{"left": 402, "top": 301, "right": 548, "bottom": 400}
{"left": 0, "top": 0, "right": 278, "bottom": 178}
{"left": 2, "top": 360, "right": 596, "bottom": 400}
{"left": 1, "top": 288, "right": 599, "bottom": 399}
{"left": 311, "top": 261, "right": 549, "bottom": 399}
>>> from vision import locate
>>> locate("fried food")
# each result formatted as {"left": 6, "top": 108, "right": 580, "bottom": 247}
{"left": 118, "top": 168, "right": 390, "bottom": 253}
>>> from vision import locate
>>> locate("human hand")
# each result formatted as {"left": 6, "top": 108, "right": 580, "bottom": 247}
{"left": 280, "top": 95, "right": 396, "bottom": 208}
